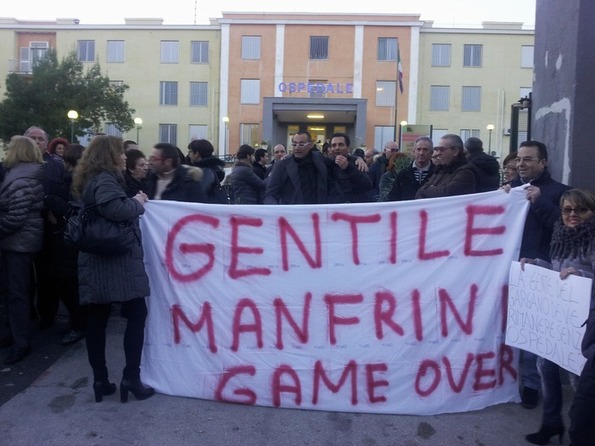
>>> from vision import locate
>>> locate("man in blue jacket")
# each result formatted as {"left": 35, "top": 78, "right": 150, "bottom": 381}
{"left": 502, "top": 140, "right": 571, "bottom": 409}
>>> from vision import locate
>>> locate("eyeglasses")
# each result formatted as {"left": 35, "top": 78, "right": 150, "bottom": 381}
{"left": 434, "top": 146, "right": 454, "bottom": 152}
{"left": 291, "top": 142, "right": 310, "bottom": 148}
{"left": 515, "top": 157, "right": 540, "bottom": 163}
{"left": 149, "top": 156, "right": 165, "bottom": 162}
{"left": 561, "top": 207, "right": 590, "bottom": 216}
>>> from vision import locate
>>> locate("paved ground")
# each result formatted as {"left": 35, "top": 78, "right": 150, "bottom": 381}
{"left": 0, "top": 314, "right": 575, "bottom": 446}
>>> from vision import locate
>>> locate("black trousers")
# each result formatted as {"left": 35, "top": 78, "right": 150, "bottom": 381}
{"left": 569, "top": 356, "right": 595, "bottom": 445}
{"left": 85, "top": 297, "right": 147, "bottom": 381}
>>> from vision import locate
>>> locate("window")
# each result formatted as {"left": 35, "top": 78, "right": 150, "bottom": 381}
{"left": 432, "top": 44, "right": 451, "bottom": 67}
{"left": 240, "top": 124, "right": 260, "bottom": 146}
{"left": 104, "top": 123, "right": 123, "bottom": 137}
{"left": 460, "top": 129, "right": 480, "bottom": 141}
{"left": 310, "top": 36, "right": 329, "bottom": 60}
{"left": 430, "top": 86, "right": 450, "bottom": 111}
{"left": 241, "top": 36, "right": 261, "bottom": 60}
{"left": 160, "top": 81, "right": 178, "bottom": 105}
{"left": 240, "top": 79, "right": 260, "bottom": 104}
{"left": 159, "top": 124, "right": 177, "bottom": 145}
{"left": 19, "top": 41, "right": 48, "bottom": 72}
{"left": 521, "top": 45, "right": 534, "bottom": 68}
{"left": 107, "top": 41, "right": 125, "bottom": 63}
{"left": 77, "top": 40, "right": 95, "bottom": 62}
{"left": 376, "top": 81, "right": 396, "bottom": 107}
{"left": 374, "top": 126, "right": 395, "bottom": 151}
{"left": 160, "top": 41, "right": 179, "bottom": 63}
{"left": 189, "top": 82, "right": 208, "bottom": 106}
{"left": 191, "top": 41, "right": 209, "bottom": 64}
{"left": 463, "top": 44, "right": 482, "bottom": 67}
{"left": 189, "top": 125, "right": 208, "bottom": 141}
{"left": 461, "top": 86, "right": 482, "bottom": 112}
{"left": 378, "top": 38, "right": 397, "bottom": 61}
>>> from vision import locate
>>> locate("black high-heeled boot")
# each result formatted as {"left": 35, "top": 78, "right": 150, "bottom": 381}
{"left": 92, "top": 380, "right": 117, "bottom": 403}
{"left": 525, "top": 425, "right": 565, "bottom": 445}
{"left": 120, "top": 378, "right": 155, "bottom": 403}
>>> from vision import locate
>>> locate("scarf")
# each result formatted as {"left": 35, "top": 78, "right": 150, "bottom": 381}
{"left": 550, "top": 215, "right": 595, "bottom": 261}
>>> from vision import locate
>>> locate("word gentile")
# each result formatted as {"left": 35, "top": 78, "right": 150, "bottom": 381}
{"left": 278, "top": 81, "right": 354, "bottom": 95}
{"left": 141, "top": 191, "right": 529, "bottom": 415}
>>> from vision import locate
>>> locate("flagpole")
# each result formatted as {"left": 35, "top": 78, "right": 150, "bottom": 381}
{"left": 393, "top": 38, "right": 399, "bottom": 142}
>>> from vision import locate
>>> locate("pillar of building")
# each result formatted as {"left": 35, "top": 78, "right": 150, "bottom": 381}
{"left": 533, "top": 0, "right": 595, "bottom": 188}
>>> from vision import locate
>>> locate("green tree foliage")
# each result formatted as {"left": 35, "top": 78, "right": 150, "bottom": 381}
{"left": 0, "top": 50, "right": 135, "bottom": 143}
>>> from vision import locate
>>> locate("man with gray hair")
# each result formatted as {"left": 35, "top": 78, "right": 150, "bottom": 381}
{"left": 385, "top": 136, "right": 435, "bottom": 201}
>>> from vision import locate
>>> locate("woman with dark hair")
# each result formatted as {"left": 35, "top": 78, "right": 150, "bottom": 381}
{"left": 72, "top": 135, "right": 154, "bottom": 403}
{"left": 47, "top": 137, "right": 69, "bottom": 159}
{"left": 231, "top": 144, "right": 266, "bottom": 204}
{"left": 123, "top": 148, "right": 148, "bottom": 197}
{"left": 0, "top": 136, "right": 45, "bottom": 364}
{"left": 521, "top": 189, "right": 595, "bottom": 445}
{"left": 502, "top": 152, "right": 519, "bottom": 185}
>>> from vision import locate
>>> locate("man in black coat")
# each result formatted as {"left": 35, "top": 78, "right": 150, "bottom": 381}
{"left": 145, "top": 143, "right": 207, "bottom": 203}
{"left": 502, "top": 140, "right": 571, "bottom": 409}
{"left": 187, "top": 139, "right": 228, "bottom": 204}
{"left": 464, "top": 137, "right": 501, "bottom": 192}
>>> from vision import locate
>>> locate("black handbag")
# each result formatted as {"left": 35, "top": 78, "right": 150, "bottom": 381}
{"left": 63, "top": 200, "right": 138, "bottom": 255}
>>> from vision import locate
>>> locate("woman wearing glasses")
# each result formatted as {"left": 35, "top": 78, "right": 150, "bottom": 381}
{"left": 521, "top": 188, "right": 595, "bottom": 445}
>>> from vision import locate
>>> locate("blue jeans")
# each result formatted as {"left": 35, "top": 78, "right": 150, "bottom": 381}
{"left": 538, "top": 357, "right": 578, "bottom": 427}
{"left": 521, "top": 350, "right": 541, "bottom": 390}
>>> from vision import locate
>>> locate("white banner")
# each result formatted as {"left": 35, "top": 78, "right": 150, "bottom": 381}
{"left": 140, "top": 188, "right": 529, "bottom": 415}
{"left": 506, "top": 261, "right": 591, "bottom": 375}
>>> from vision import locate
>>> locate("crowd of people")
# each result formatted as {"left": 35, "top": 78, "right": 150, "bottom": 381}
{"left": 0, "top": 126, "right": 593, "bottom": 445}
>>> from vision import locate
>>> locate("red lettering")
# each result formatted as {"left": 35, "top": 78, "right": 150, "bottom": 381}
{"left": 214, "top": 366, "right": 256, "bottom": 404}
{"left": 324, "top": 294, "right": 364, "bottom": 345}
{"left": 374, "top": 291, "right": 404, "bottom": 339}
{"left": 279, "top": 214, "right": 322, "bottom": 271}
{"left": 439, "top": 284, "right": 478, "bottom": 337}
{"left": 418, "top": 210, "right": 450, "bottom": 260}
{"left": 165, "top": 214, "right": 219, "bottom": 282}
{"left": 473, "top": 351, "right": 497, "bottom": 390}
{"left": 312, "top": 360, "right": 358, "bottom": 405}
{"left": 464, "top": 205, "right": 506, "bottom": 256}
{"left": 171, "top": 303, "right": 217, "bottom": 353}
{"left": 415, "top": 359, "right": 440, "bottom": 397}
{"left": 442, "top": 353, "right": 474, "bottom": 393}
{"left": 331, "top": 212, "right": 382, "bottom": 265}
{"left": 272, "top": 365, "right": 302, "bottom": 407}
{"left": 366, "top": 363, "right": 389, "bottom": 403}
{"left": 274, "top": 293, "right": 312, "bottom": 350}
{"left": 412, "top": 289, "right": 424, "bottom": 341}
{"left": 229, "top": 216, "right": 271, "bottom": 279}
{"left": 231, "top": 298, "right": 263, "bottom": 351}
{"left": 389, "top": 211, "right": 397, "bottom": 264}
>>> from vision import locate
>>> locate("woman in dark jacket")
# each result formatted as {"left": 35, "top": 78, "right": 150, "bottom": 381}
{"left": 231, "top": 144, "right": 266, "bottom": 204}
{"left": 72, "top": 135, "right": 154, "bottom": 403}
{"left": 123, "top": 148, "right": 148, "bottom": 197}
{"left": 0, "top": 136, "right": 45, "bottom": 365}
{"left": 521, "top": 189, "right": 595, "bottom": 445}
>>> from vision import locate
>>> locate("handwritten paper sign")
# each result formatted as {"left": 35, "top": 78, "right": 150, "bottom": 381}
{"left": 506, "top": 261, "right": 592, "bottom": 375}
{"left": 140, "top": 189, "right": 529, "bottom": 415}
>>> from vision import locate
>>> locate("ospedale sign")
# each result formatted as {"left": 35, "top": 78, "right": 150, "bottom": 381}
{"left": 278, "top": 82, "right": 354, "bottom": 94}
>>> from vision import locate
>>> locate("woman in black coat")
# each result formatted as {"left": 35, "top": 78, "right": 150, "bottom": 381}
{"left": 72, "top": 135, "right": 154, "bottom": 403}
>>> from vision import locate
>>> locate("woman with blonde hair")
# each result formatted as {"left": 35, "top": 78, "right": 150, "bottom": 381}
{"left": 0, "top": 136, "right": 45, "bottom": 365}
{"left": 72, "top": 135, "right": 154, "bottom": 403}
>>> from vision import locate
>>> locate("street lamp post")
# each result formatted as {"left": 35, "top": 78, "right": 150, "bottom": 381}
{"left": 67, "top": 110, "right": 78, "bottom": 142}
{"left": 222, "top": 116, "right": 229, "bottom": 160}
{"left": 486, "top": 124, "right": 495, "bottom": 152}
{"left": 134, "top": 117, "right": 143, "bottom": 145}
